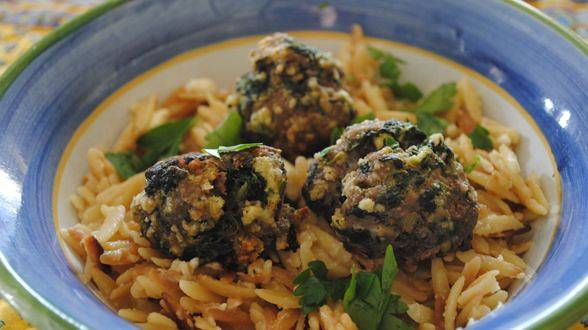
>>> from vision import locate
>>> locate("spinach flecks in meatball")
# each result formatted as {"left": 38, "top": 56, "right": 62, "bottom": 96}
{"left": 131, "top": 146, "right": 291, "bottom": 266}
{"left": 229, "top": 33, "right": 355, "bottom": 160}
{"left": 303, "top": 119, "right": 478, "bottom": 262}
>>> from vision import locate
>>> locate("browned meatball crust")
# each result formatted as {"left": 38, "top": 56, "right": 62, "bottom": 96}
{"left": 229, "top": 33, "right": 355, "bottom": 160}
{"left": 303, "top": 119, "right": 478, "bottom": 262}
{"left": 132, "top": 146, "right": 291, "bottom": 266}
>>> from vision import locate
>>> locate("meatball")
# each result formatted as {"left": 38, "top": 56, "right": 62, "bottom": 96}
{"left": 303, "top": 120, "right": 478, "bottom": 262}
{"left": 132, "top": 146, "right": 291, "bottom": 265}
{"left": 228, "top": 33, "right": 355, "bottom": 159}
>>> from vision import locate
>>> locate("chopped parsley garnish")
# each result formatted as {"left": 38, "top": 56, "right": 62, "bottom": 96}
{"left": 469, "top": 124, "right": 493, "bottom": 151}
{"left": 106, "top": 117, "right": 197, "bottom": 179}
{"left": 464, "top": 154, "right": 481, "bottom": 174}
{"left": 204, "top": 110, "right": 244, "bottom": 148}
{"left": 104, "top": 152, "right": 142, "bottom": 180}
{"left": 384, "top": 136, "right": 399, "bottom": 148}
{"left": 415, "top": 113, "right": 448, "bottom": 136}
{"left": 317, "top": 145, "right": 335, "bottom": 158}
{"left": 391, "top": 83, "right": 423, "bottom": 103}
{"left": 330, "top": 126, "right": 345, "bottom": 144}
{"left": 343, "top": 246, "right": 411, "bottom": 330}
{"left": 367, "top": 46, "right": 422, "bottom": 102}
{"left": 410, "top": 83, "right": 456, "bottom": 115}
{"left": 203, "top": 143, "right": 263, "bottom": 158}
{"left": 368, "top": 47, "right": 456, "bottom": 135}
{"left": 406, "top": 83, "right": 456, "bottom": 136}
{"left": 293, "top": 260, "right": 348, "bottom": 315}
{"left": 293, "top": 245, "right": 413, "bottom": 329}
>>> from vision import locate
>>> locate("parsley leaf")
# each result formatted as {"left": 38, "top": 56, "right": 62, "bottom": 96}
{"left": 105, "top": 152, "right": 142, "bottom": 179}
{"left": 203, "top": 143, "right": 263, "bottom": 159}
{"left": 380, "top": 245, "right": 398, "bottom": 293}
{"left": 464, "top": 154, "right": 481, "bottom": 173}
{"left": 293, "top": 246, "right": 412, "bottom": 329}
{"left": 416, "top": 113, "right": 448, "bottom": 136}
{"left": 389, "top": 82, "right": 423, "bottom": 102}
{"left": 367, "top": 46, "right": 404, "bottom": 64}
{"left": 308, "top": 260, "right": 328, "bottom": 279}
{"left": 138, "top": 117, "right": 196, "bottom": 166}
{"left": 329, "top": 278, "right": 349, "bottom": 301}
{"left": 380, "top": 312, "right": 412, "bottom": 330}
{"left": 106, "top": 117, "right": 196, "bottom": 179}
{"left": 330, "top": 126, "right": 344, "bottom": 144}
{"left": 406, "top": 83, "right": 456, "bottom": 136}
{"left": 342, "top": 245, "right": 412, "bottom": 330}
{"left": 204, "top": 110, "right": 244, "bottom": 148}
{"left": 469, "top": 124, "right": 493, "bottom": 151}
{"left": 293, "top": 260, "right": 348, "bottom": 315}
{"left": 410, "top": 83, "right": 456, "bottom": 115}
{"left": 137, "top": 117, "right": 195, "bottom": 152}
{"left": 384, "top": 136, "right": 399, "bottom": 149}
{"left": 294, "top": 276, "right": 328, "bottom": 315}
{"left": 367, "top": 46, "right": 421, "bottom": 102}
{"left": 380, "top": 57, "right": 401, "bottom": 82}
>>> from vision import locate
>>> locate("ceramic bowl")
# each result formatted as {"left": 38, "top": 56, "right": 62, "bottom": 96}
{"left": 0, "top": 0, "right": 586, "bottom": 329}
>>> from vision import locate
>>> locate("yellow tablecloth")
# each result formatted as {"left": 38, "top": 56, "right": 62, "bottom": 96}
{"left": 0, "top": 0, "right": 586, "bottom": 329}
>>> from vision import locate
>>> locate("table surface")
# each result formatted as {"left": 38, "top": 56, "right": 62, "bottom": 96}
{"left": 0, "top": 0, "right": 586, "bottom": 329}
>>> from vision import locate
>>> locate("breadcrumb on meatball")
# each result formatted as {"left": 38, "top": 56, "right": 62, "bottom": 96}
{"left": 228, "top": 33, "right": 355, "bottom": 160}
{"left": 303, "top": 119, "right": 478, "bottom": 262}
{"left": 132, "top": 146, "right": 292, "bottom": 266}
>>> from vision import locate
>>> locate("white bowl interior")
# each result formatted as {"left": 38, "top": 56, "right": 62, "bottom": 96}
{"left": 54, "top": 32, "right": 561, "bottom": 297}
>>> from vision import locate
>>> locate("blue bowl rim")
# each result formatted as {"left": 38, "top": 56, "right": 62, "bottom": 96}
{"left": 0, "top": 0, "right": 586, "bottom": 328}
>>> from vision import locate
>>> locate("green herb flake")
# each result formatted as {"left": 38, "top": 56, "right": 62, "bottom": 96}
{"left": 318, "top": 1, "right": 330, "bottom": 9}
{"left": 203, "top": 143, "right": 263, "bottom": 159}
{"left": 294, "top": 276, "right": 328, "bottom": 314}
{"left": 416, "top": 113, "right": 448, "bottom": 136}
{"left": 367, "top": 46, "right": 404, "bottom": 64}
{"left": 137, "top": 117, "right": 195, "bottom": 151}
{"left": 367, "top": 46, "right": 423, "bottom": 102}
{"left": 369, "top": 46, "right": 401, "bottom": 82}
{"left": 342, "top": 245, "right": 412, "bottom": 330}
{"left": 410, "top": 82, "right": 456, "bottom": 115}
{"left": 105, "top": 117, "right": 197, "bottom": 179}
{"left": 295, "top": 246, "right": 412, "bottom": 329}
{"left": 293, "top": 260, "right": 347, "bottom": 315}
{"left": 380, "top": 57, "right": 401, "bottom": 82}
{"left": 330, "top": 126, "right": 344, "bottom": 144}
{"left": 308, "top": 260, "right": 328, "bottom": 279}
{"left": 317, "top": 145, "right": 335, "bottom": 159}
{"left": 105, "top": 152, "right": 142, "bottom": 179}
{"left": 469, "top": 125, "right": 493, "bottom": 151}
{"left": 384, "top": 136, "right": 399, "bottom": 149}
{"left": 137, "top": 116, "right": 197, "bottom": 167}
{"left": 204, "top": 110, "right": 244, "bottom": 148}
{"left": 293, "top": 268, "right": 312, "bottom": 286}
{"left": 380, "top": 245, "right": 398, "bottom": 293}
{"left": 367, "top": 46, "right": 385, "bottom": 60}
{"left": 390, "top": 82, "right": 423, "bottom": 102}
{"left": 464, "top": 154, "right": 481, "bottom": 174}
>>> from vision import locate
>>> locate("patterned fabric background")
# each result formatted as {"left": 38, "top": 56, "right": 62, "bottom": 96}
{"left": 0, "top": 0, "right": 102, "bottom": 74}
{"left": 0, "top": 0, "right": 586, "bottom": 329}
